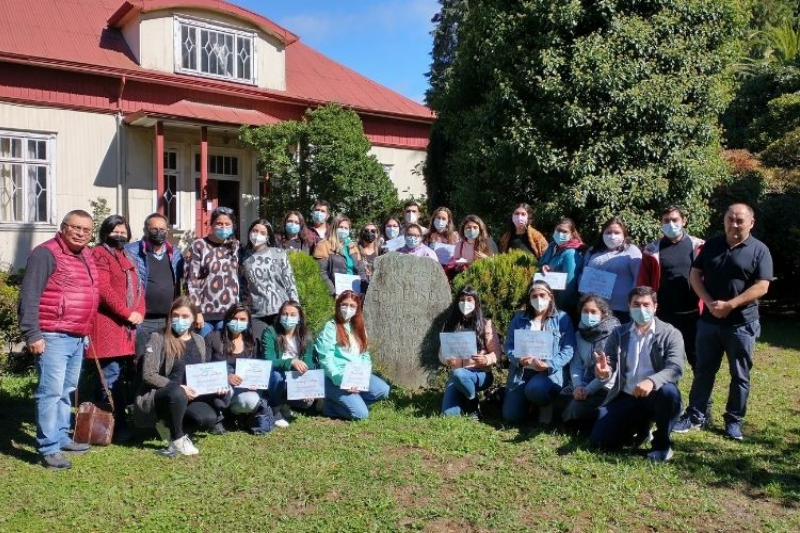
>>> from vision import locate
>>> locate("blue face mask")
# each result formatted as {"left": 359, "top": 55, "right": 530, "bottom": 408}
{"left": 405, "top": 236, "right": 421, "bottom": 248}
{"left": 171, "top": 318, "right": 192, "bottom": 335}
{"left": 385, "top": 227, "right": 400, "bottom": 239}
{"left": 580, "top": 313, "right": 601, "bottom": 328}
{"left": 285, "top": 222, "right": 300, "bottom": 236}
{"left": 336, "top": 228, "right": 350, "bottom": 241}
{"left": 312, "top": 210, "right": 327, "bottom": 224}
{"left": 227, "top": 320, "right": 248, "bottom": 334}
{"left": 280, "top": 315, "right": 300, "bottom": 329}
{"left": 629, "top": 306, "right": 654, "bottom": 326}
{"left": 661, "top": 222, "right": 683, "bottom": 240}
{"left": 214, "top": 227, "right": 234, "bottom": 240}
{"left": 434, "top": 219, "right": 447, "bottom": 231}
{"left": 553, "top": 231, "right": 570, "bottom": 245}
{"left": 464, "top": 228, "right": 479, "bottom": 240}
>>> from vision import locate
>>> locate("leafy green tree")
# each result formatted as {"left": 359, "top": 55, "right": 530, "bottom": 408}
{"left": 429, "top": 0, "right": 748, "bottom": 243}
{"left": 240, "top": 104, "right": 400, "bottom": 229}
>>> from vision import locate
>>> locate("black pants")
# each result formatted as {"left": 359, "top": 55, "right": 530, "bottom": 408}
{"left": 153, "top": 383, "right": 219, "bottom": 440}
{"left": 658, "top": 310, "right": 699, "bottom": 369}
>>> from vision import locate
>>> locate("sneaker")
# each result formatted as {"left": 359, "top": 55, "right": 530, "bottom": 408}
{"left": 725, "top": 420, "right": 744, "bottom": 441}
{"left": 646, "top": 448, "right": 674, "bottom": 463}
{"left": 538, "top": 404, "right": 553, "bottom": 425}
{"left": 42, "top": 452, "right": 72, "bottom": 470}
{"left": 209, "top": 422, "right": 227, "bottom": 435}
{"left": 170, "top": 435, "right": 199, "bottom": 456}
{"left": 274, "top": 418, "right": 290, "bottom": 428}
{"left": 673, "top": 413, "right": 703, "bottom": 434}
{"left": 279, "top": 404, "right": 294, "bottom": 420}
{"left": 154, "top": 420, "right": 171, "bottom": 443}
{"left": 62, "top": 441, "right": 91, "bottom": 455}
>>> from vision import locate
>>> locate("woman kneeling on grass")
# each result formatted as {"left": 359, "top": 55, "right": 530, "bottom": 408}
{"left": 134, "top": 296, "right": 228, "bottom": 456}
{"left": 315, "top": 290, "right": 390, "bottom": 420}
{"left": 439, "top": 285, "right": 500, "bottom": 418}
{"left": 263, "top": 300, "right": 317, "bottom": 425}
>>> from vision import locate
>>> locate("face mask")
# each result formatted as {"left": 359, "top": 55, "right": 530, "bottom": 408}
{"left": 250, "top": 233, "right": 267, "bottom": 247}
{"left": 105, "top": 235, "right": 127, "bottom": 250}
{"left": 603, "top": 233, "right": 624, "bottom": 249}
{"left": 553, "top": 231, "right": 570, "bottom": 245}
{"left": 580, "top": 313, "right": 601, "bottom": 328}
{"left": 362, "top": 231, "right": 377, "bottom": 243}
{"left": 464, "top": 228, "right": 479, "bottom": 240}
{"left": 530, "top": 297, "right": 550, "bottom": 313}
{"left": 336, "top": 228, "right": 350, "bottom": 241}
{"left": 280, "top": 315, "right": 300, "bottom": 329}
{"left": 512, "top": 214, "right": 527, "bottom": 227}
{"left": 405, "top": 236, "right": 421, "bottom": 248}
{"left": 147, "top": 229, "right": 167, "bottom": 245}
{"left": 285, "top": 222, "right": 300, "bottom": 236}
{"left": 459, "top": 301, "right": 475, "bottom": 316}
{"left": 339, "top": 306, "right": 357, "bottom": 322}
{"left": 404, "top": 211, "right": 418, "bottom": 224}
{"left": 171, "top": 318, "right": 192, "bottom": 335}
{"left": 385, "top": 227, "right": 400, "bottom": 239}
{"left": 434, "top": 219, "right": 448, "bottom": 231}
{"left": 215, "top": 227, "right": 234, "bottom": 240}
{"left": 661, "top": 222, "right": 683, "bottom": 240}
{"left": 227, "top": 320, "right": 248, "bottom": 334}
{"left": 312, "top": 210, "right": 327, "bottom": 224}
{"left": 630, "top": 306, "right": 654, "bottom": 325}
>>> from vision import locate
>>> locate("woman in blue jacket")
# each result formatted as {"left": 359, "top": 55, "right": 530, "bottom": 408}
{"left": 502, "top": 280, "right": 576, "bottom": 424}
{"left": 538, "top": 217, "right": 584, "bottom": 314}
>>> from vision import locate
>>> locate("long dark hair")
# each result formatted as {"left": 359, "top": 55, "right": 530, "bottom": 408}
{"left": 442, "top": 285, "right": 487, "bottom": 352}
{"left": 525, "top": 280, "right": 557, "bottom": 318}
{"left": 99, "top": 214, "right": 132, "bottom": 244}
{"left": 244, "top": 219, "right": 276, "bottom": 251}
{"left": 504, "top": 203, "right": 535, "bottom": 235}
{"left": 162, "top": 296, "right": 199, "bottom": 359}
{"left": 222, "top": 303, "right": 256, "bottom": 354}
{"left": 590, "top": 216, "right": 631, "bottom": 252}
{"left": 279, "top": 210, "right": 312, "bottom": 248}
{"left": 459, "top": 214, "right": 491, "bottom": 255}
{"left": 275, "top": 300, "right": 310, "bottom": 355}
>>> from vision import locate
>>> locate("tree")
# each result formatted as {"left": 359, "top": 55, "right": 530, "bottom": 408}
{"left": 240, "top": 104, "right": 400, "bottom": 229}
{"left": 428, "top": 0, "right": 748, "bottom": 242}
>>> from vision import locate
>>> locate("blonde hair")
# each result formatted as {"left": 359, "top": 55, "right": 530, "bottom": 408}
{"left": 328, "top": 214, "right": 352, "bottom": 255}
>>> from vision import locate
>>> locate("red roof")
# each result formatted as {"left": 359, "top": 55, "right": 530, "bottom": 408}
{"left": 0, "top": 0, "right": 434, "bottom": 122}
{"left": 125, "top": 99, "right": 280, "bottom": 126}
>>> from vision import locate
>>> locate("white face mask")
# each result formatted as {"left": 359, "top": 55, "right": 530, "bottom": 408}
{"left": 404, "top": 211, "right": 418, "bottom": 224}
{"left": 250, "top": 233, "right": 267, "bottom": 247}
{"left": 339, "top": 306, "right": 357, "bottom": 322}
{"left": 603, "top": 233, "right": 624, "bottom": 249}
{"left": 530, "top": 297, "right": 550, "bottom": 313}
{"left": 458, "top": 301, "right": 475, "bottom": 316}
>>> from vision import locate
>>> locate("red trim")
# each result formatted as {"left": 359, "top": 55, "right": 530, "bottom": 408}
{"left": 155, "top": 121, "right": 165, "bottom": 215}
{"left": 199, "top": 126, "right": 209, "bottom": 234}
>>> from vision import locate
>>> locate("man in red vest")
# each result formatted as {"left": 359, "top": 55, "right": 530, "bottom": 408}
{"left": 20, "top": 210, "right": 101, "bottom": 470}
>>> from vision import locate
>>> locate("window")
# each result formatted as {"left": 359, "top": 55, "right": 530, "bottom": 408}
{"left": 381, "top": 163, "right": 395, "bottom": 184}
{"left": 176, "top": 16, "right": 255, "bottom": 84}
{"left": 0, "top": 132, "right": 54, "bottom": 224}
{"left": 163, "top": 150, "right": 180, "bottom": 227}
{"left": 194, "top": 153, "right": 239, "bottom": 177}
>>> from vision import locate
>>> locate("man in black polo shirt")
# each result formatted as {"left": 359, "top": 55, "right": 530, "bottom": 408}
{"left": 674, "top": 203, "right": 772, "bottom": 440}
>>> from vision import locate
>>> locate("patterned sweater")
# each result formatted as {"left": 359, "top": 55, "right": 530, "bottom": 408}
{"left": 187, "top": 237, "right": 240, "bottom": 320}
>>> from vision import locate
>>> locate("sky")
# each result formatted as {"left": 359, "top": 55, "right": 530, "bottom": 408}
{"left": 236, "top": 0, "right": 438, "bottom": 105}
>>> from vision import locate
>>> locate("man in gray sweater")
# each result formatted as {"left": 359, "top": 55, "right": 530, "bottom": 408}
{"left": 590, "top": 286, "right": 685, "bottom": 462}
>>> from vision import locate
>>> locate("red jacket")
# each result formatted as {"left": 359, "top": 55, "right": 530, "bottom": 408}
{"left": 38, "top": 234, "right": 100, "bottom": 336}
{"left": 87, "top": 244, "right": 145, "bottom": 358}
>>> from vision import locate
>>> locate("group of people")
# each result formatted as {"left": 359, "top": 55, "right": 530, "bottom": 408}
{"left": 19, "top": 199, "right": 772, "bottom": 470}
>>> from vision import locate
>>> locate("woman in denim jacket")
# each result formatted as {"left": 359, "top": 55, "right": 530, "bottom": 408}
{"left": 502, "top": 280, "right": 576, "bottom": 424}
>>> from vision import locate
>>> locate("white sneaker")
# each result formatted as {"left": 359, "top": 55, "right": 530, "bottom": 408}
{"left": 170, "top": 435, "right": 199, "bottom": 456}
{"left": 274, "top": 418, "right": 290, "bottom": 428}
{"left": 154, "top": 420, "right": 170, "bottom": 443}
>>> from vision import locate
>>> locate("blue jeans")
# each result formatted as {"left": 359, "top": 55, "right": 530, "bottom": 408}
{"left": 502, "top": 372, "right": 561, "bottom": 423}
{"left": 267, "top": 370, "right": 287, "bottom": 407}
{"left": 441, "top": 368, "right": 493, "bottom": 416}
{"left": 35, "top": 333, "right": 86, "bottom": 456}
{"left": 229, "top": 389, "right": 263, "bottom": 415}
{"left": 323, "top": 375, "right": 390, "bottom": 420}
{"left": 199, "top": 319, "right": 225, "bottom": 338}
{"left": 687, "top": 319, "right": 760, "bottom": 423}
{"left": 590, "top": 383, "right": 682, "bottom": 451}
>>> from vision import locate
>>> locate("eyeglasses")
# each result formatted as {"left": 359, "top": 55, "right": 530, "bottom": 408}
{"left": 63, "top": 224, "right": 92, "bottom": 235}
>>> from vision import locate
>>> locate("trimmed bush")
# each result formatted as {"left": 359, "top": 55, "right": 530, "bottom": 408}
{"left": 0, "top": 268, "right": 25, "bottom": 372}
{"left": 288, "top": 251, "right": 334, "bottom": 335}
{"left": 452, "top": 250, "right": 538, "bottom": 339}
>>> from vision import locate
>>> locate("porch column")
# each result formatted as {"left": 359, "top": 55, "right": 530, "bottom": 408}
{"left": 155, "top": 121, "right": 165, "bottom": 215}
{"left": 199, "top": 126, "right": 209, "bottom": 235}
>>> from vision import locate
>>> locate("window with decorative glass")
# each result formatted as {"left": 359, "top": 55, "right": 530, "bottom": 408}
{"left": 0, "top": 132, "right": 53, "bottom": 224}
{"left": 176, "top": 16, "right": 255, "bottom": 84}
{"left": 163, "top": 150, "right": 180, "bottom": 227}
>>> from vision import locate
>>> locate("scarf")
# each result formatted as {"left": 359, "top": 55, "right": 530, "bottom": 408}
{"left": 577, "top": 315, "right": 620, "bottom": 350}
{"left": 342, "top": 238, "right": 356, "bottom": 275}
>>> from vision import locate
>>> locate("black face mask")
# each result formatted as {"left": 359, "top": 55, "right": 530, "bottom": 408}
{"left": 105, "top": 235, "right": 127, "bottom": 250}
{"left": 362, "top": 231, "right": 377, "bottom": 243}
{"left": 147, "top": 229, "right": 167, "bottom": 245}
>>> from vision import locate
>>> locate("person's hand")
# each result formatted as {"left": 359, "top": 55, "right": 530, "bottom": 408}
{"left": 216, "top": 387, "right": 229, "bottom": 396}
{"left": 127, "top": 311, "right": 144, "bottom": 325}
{"left": 519, "top": 357, "right": 533, "bottom": 368}
{"left": 531, "top": 358, "right": 549, "bottom": 372}
{"left": 573, "top": 386, "right": 588, "bottom": 401}
{"left": 472, "top": 354, "right": 488, "bottom": 366}
{"left": 195, "top": 313, "right": 205, "bottom": 329}
{"left": 594, "top": 351, "right": 610, "bottom": 379}
{"left": 181, "top": 385, "right": 198, "bottom": 400}
{"left": 709, "top": 300, "right": 733, "bottom": 319}
{"left": 228, "top": 374, "right": 243, "bottom": 387}
{"left": 475, "top": 251, "right": 488, "bottom": 259}
{"left": 27, "top": 339, "right": 46, "bottom": 355}
{"left": 633, "top": 379, "right": 654, "bottom": 398}
{"left": 446, "top": 357, "right": 459, "bottom": 368}
{"left": 541, "top": 265, "right": 551, "bottom": 274}
{"left": 291, "top": 359, "right": 308, "bottom": 374}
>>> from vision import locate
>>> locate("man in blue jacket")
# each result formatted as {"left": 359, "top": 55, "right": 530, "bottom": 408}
{"left": 591, "top": 286, "right": 685, "bottom": 463}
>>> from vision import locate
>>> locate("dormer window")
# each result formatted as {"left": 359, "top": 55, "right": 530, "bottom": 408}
{"left": 174, "top": 16, "right": 256, "bottom": 84}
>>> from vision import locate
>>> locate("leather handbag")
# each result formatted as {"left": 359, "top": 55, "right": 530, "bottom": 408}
{"left": 73, "top": 353, "right": 115, "bottom": 445}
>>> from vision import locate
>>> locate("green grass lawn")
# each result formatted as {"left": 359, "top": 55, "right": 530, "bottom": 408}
{"left": 1, "top": 317, "right": 799, "bottom": 532}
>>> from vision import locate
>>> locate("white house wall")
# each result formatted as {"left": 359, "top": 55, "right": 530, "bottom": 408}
{"left": 369, "top": 145, "right": 427, "bottom": 199}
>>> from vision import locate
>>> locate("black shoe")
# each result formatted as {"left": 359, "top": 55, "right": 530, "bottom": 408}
{"left": 113, "top": 426, "right": 134, "bottom": 444}
{"left": 62, "top": 441, "right": 92, "bottom": 455}
{"left": 42, "top": 452, "right": 72, "bottom": 470}
{"left": 209, "top": 422, "right": 227, "bottom": 435}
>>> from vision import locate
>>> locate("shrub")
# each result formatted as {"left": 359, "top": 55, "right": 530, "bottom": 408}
{"left": 452, "top": 250, "right": 538, "bottom": 339}
{"left": 0, "top": 267, "right": 25, "bottom": 372}
{"left": 288, "top": 251, "right": 334, "bottom": 335}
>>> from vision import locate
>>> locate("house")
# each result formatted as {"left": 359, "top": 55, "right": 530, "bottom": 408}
{"left": 0, "top": 0, "right": 434, "bottom": 267}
